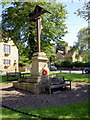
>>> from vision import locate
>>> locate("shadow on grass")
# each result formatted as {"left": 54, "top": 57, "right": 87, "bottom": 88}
{"left": 2, "top": 101, "right": 89, "bottom": 119}
{"left": 0, "top": 73, "right": 31, "bottom": 84}
{"left": 2, "top": 81, "right": 89, "bottom": 119}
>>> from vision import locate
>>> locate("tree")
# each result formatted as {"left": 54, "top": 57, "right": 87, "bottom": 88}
{"left": 74, "top": 1, "right": 89, "bottom": 20}
{"left": 2, "top": 2, "right": 68, "bottom": 64}
{"left": 56, "top": 40, "right": 68, "bottom": 53}
{"left": 42, "top": 43, "right": 56, "bottom": 63}
{"left": 18, "top": 43, "right": 31, "bottom": 65}
{"left": 72, "top": 28, "right": 89, "bottom": 62}
{"left": 0, "top": 23, "right": 1, "bottom": 41}
{"left": 72, "top": 61, "right": 83, "bottom": 68}
{"left": 73, "top": 2, "right": 90, "bottom": 62}
{"left": 60, "top": 60, "right": 72, "bottom": 68}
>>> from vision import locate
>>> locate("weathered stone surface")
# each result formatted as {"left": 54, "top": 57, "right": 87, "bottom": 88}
{"left": 21, "top": 82, "right": 28, "bottom": 91}
{"left": 31, "top": 52, "right": 49, "bottom": 76}
{"left": 0, "top": 40, "right": 18, "bottom": 73}
{"left": 18, "top": 78, "right": 26, "bottom": 82}
{"left": 13, "top": 52, "right": 49, "bottom": 94}
{"left": 13, "top": 81, "right": 20, "bottom": 89}
{"left": 13, "top": 81, "right": 45, "bottom": 94}
{"left": 27, "top": 83, "right": 45, "bottom": 94}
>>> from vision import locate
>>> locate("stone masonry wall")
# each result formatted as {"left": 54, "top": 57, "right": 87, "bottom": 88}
{"left": 0, "top": 40, "right": 18, "bottom": 73}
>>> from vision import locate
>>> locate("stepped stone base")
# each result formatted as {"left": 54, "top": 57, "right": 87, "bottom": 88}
{"left": 13, "top": 52, "right": 49, "bottom": 94}
{"left": 13, "top": 81, "right": 45, "bottom": 94}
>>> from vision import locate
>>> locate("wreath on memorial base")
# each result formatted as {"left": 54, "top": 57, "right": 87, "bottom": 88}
{"left": 42, "top": 69, "right": 48, "bottom": 75}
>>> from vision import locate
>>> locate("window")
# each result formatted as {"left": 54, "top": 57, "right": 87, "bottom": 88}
{"left": 14, "top": 60, "right": 16, "bottom": 65}
{"left": 14, "top": 60, "right": 16, "bottom": 63}
{"left": 3, "top": 44, "right": 10, "bottom": 54}
{"left": 3, "top": 59, "right": 10, "bottom": 66}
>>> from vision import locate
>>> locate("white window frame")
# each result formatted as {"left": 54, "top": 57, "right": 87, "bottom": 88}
{"left": 3, "top": 59, "right": 11, "bottom": 66}
{"left": 3, "top": 44, "right": 10, "bottom": 54}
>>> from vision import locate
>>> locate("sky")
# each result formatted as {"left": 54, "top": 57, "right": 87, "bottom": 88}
{"left": 57, "top": 0, "right": 88, "bottom": 46}
{"left": 0, "top": 0, "right": 89, "bottom": 46}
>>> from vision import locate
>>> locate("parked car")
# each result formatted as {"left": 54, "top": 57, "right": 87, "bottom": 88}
{"left": 49, "top": 66, "right": 57, "bottom": 71}
{"left": 0, "top": 69, "right": 3, "bottom": 74}
{"left": 84, "top": 67, "right": 90, "bottom": 74}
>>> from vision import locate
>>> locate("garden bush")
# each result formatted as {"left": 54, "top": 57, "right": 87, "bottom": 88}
{"left": 72, "top": 61, "right": 83, "bottom": 68}
{"left": 54, "top": 60, "right": 90, "bottom": 69}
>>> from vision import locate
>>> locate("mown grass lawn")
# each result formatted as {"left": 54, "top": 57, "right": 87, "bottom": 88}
{"left": 1, "top": 101, "right": 89, "bottom": 119}
{"left": 0, "top": 73, "right": 31, "bottom": 84}
{"left": 57, "top": 73, "right": 89, "bottom": 83}
{"left": 0, "top": 72, "right": 56, "bottom": 84}
{"left": 0, "top": 72, "right": 89, "bottom": 84}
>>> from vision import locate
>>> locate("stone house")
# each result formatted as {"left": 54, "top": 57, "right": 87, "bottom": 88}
{"left": 55, "top": 45, "right": 83, "bottom": 62}
{"left": 0, "top": 40, "right": 18, "bottom": 73}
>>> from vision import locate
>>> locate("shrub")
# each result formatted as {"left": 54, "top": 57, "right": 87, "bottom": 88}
{"left": 84, "top": 61, "right": 90, "bottom": 67}
{"left": 60, "top": 60, "right": 72, "bottom": 68}
{"left": 54, "top": 60, "right": 61, "bottom": 68}
{"left": 72, "top": 61, "right": 83, "bottom": 68}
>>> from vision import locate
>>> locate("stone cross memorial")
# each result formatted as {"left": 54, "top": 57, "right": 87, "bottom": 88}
{"left": 13, "top": 5, "right": 51, "bottom": 94}
{"left": 30, "top": 5, "right": 51, "bottom": 52}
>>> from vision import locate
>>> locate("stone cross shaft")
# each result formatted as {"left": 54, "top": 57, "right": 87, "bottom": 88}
{"left": 37, "top": 16, "right": 41, "bottom": 52}
{"left": 30, "top": 5, "right": 51, "bottom": 52}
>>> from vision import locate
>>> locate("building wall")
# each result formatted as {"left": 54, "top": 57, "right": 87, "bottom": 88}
{"left": 55, "top": 51, "right": 64, "bottom": 61}
{"left": 55, "top": 46, "right": 83, "bottom": 62}
{"left": 65, "top": 46, "right": 70, "bottom": 54}
{"left": 0, "top": 40, "right": 18, "bottom": 73}
{"left": 72, "top": 51, "right": 83, "bottom": 62}
{"left": 72, "top": 52, "right": 77, "bottom": 62}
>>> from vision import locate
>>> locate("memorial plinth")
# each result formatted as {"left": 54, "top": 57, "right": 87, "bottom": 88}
{"left": 13, "top": 52, "right": 49, "bottom": 94}
{"left": 13, "top": 5, "right": 51, "bottom": 94}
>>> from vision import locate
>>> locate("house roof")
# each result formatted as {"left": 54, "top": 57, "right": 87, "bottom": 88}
{"left": 1, "top": 39, "right": 19, "bottom": 49}
{"left": 64, "top": 50, "right": 72, "bottom": 59}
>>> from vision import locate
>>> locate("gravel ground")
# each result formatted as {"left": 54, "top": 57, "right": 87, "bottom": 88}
{"left": 1, "top": 82, "right": 89, "bottom": 109}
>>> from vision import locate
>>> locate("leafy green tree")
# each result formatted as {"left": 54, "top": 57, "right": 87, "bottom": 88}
{"left": 18, "top": 44, "right": 31, "bottom": 65}
{"left": 72, "top": 61, "right": 83, "bottom": 68}
{"left": 2, "top": 2, "right": 68, "bottom": 64}
{"left": 74, "top": 2, "right": 89, "bottom": 20}
{"left": 54, "top": 59, "right": 63, "bottom": 68}
{"left": 72, "top": 2, "right": 90, "bottom": 63}
{"left": 42, "top": 43, "right": 56, "bottom": 63}
{"left": 56, "top": 40, "right": 68, "bottom": 53}
{"left": 84, "top": 61, "right": 90, "bottom": 67}
{"left": 72, "top": 28, "right": 89, "bottom": 62}
{"left": 0, "top": 23, "right": 1, "bottom": 41}
{"left": 60, "top": 60, "right": 72, "bottom": 68}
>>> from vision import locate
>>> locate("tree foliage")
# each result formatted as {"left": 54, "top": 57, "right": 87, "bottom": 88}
{"left": 54, "top": 60, "right": 90, "bottom": 68}
{"left": 72, "top": 61, "right": 83, "bottom": 68}
{"left": 72, "top": 28, "right": 89, "bottom": 62}
{"left": 60, "top": 59, "right": 72, "bottom": 68}
{"left": 2, "top": 2, "right": 68, "bottom": 64}
{"left": 73, "top": 2, "right": 90, "bottom": 62}
{"left": 74, "top": 2, "right": 89, "bottom": 20}
{"left": 56, "top": 40, "right": 68, "bottom": 53}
